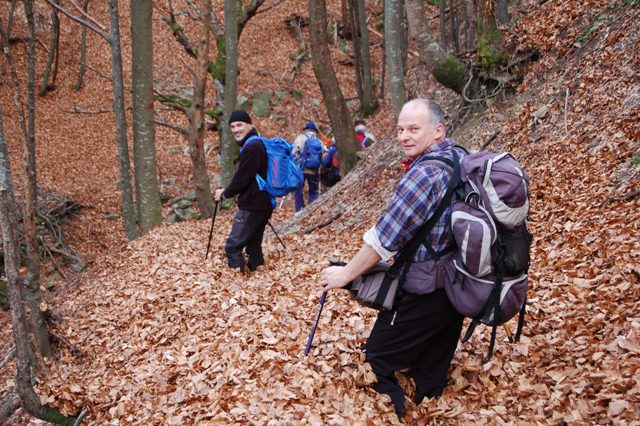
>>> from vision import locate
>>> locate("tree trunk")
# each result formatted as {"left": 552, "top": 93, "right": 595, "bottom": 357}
{"left": 384, "top": 0, "right": 407, "bottom": 116}
{"left": 0, "top": 108, "right": 76, "bottom": 426}
{"left": 341, "top": 0, "right": 351, "bottom": 38}
{"left": 109, "top": 0, "right": 138, "bottom": 240}
{"left": 1, "top": 14, "right": 52, "bottom": 361}
{"left": 308, "top": 0, "right": 360, "bottom": 175}
{"left": 74, "top": 0, "right": 90, "bottom": 91}
{"left": 220, "top": 0, "right": 240, "bottom": 188}
{"left": 450, "top": 0, "right": 461, "bottom": 54}
{"left": 347, "top": 0, "right": 378, "bottom": 114}
{"left": 131, "top": 0, "right": 162, "bottom": 234}
{"left": 496, "top": 0, "right": 510, "bottom": 25}
{"left": 39, "top": 0, "right": 60, "bottom": 96}
{"left": 354, "top": 0, "right": 375, "bottom": 116}
{"left": 6, "top": 0, "right": 17, "bottom": 39}
{"left": 23, "top": 0, "right": 37, "bottom": 210}
{"left": 348, "top": 0, "right": 363, "bottom": 103}
{"left": 188, "top": 0, "right": 214, "bottom": 218}
{"left": 439, "top": 0, "right": 446, "bottom": 50}
{"left": 405, "top": 0, "right": 465, "bottom": 94}
{"left": 477, "top": 0, "right": 507, "bottom": 67}
{"left": 461, "top": 0, "right": 477, "bottom": 51}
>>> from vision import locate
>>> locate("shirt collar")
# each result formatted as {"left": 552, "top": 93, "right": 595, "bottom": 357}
{"left": 407, "top": 138, "right": 453, "bottom": 171}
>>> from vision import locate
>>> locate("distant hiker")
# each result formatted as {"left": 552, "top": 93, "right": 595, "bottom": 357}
{"left": 354, "top": 119, "right": 376, "bottom": 150}
{"left": 320, "top": 99, "right": 463, "bottom": 418}
{"left": 293, "top": 120, "right": 325, "bottom": 212}
{"left": 214, "top": 110, "right": 272, "bottom": 273}
{"left": 320, "top": 139, "right": 341, "bottom": 188}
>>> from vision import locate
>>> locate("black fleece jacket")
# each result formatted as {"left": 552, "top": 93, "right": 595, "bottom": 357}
{"left": 222, "top": 129, "right": 272, "bottom": 211}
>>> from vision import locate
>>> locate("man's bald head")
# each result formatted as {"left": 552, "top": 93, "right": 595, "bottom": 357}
{"left": 400, "top": 99, "right": 446, "bottom": 128}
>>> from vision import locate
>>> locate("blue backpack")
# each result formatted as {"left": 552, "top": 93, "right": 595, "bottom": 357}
{"left": 300, "top": 136, "right": 323, "bottom": 170}
{"left": 243, "top": 136, "right": 303, "bottom": 205}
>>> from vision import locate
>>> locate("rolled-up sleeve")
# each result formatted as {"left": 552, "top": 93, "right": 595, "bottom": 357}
{"left": 363, "top": 227, "right": 397, "bottom": 261}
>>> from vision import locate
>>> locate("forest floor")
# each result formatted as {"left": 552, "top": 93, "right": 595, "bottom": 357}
{"left": 1, "top": 0, "right": 639, "bottom": 424}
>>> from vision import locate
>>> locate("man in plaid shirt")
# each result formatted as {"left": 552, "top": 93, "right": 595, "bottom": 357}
{"left": 320, "top": 99, "right": 464, "bottom": 418}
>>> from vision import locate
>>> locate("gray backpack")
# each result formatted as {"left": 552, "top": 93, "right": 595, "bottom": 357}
{"left": 427, "top": 148, "right": 532, "bottom": 358}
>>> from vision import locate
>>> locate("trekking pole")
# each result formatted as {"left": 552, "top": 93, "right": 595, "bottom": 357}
{"left": 267, "top": 220, "right": 287, "bottom": 251}
{"left": 204, "top": 200, "right": 219, "bottom": 260}
{"left": 304, "top": 290, "right": 327, "bottom": 356}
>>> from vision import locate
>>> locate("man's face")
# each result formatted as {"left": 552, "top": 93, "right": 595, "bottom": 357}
{"left": 396, "top": 106, "right": 444, "bottom": 159}
{"left": 230, "top": 121, "right": 253, "bottom": 142}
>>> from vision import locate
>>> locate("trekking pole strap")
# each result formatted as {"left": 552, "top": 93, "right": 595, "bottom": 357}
{"left": 462, "top": 319, "right": 479, "bottom": 343}
{"left": 515, "top": 299, "right": 526, "bottom": 342}
{"left": 487, "top": 324, "right": 498, "bottom": 359}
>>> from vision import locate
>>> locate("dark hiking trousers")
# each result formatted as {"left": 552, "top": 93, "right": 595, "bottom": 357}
{"left": 365, "top": 289, "right": 463, "bottom": 417}
{"left": 225, "top": 208, "right": 273, "bottom": 271}
{"left": 294, "top": 172, "right": 319, "bottom": 212}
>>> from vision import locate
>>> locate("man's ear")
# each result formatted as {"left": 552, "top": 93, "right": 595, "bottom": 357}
{"left": 434, "top": 122, "right": 445, "bottom": 140}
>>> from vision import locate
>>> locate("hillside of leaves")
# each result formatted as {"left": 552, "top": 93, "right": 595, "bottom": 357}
{"left": 1, "top": 0, "right": 639, "bottom": 424}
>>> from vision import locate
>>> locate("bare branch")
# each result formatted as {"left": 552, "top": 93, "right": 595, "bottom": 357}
{"left": 608, "top": 189, "right": 640, "bottom": 203}
{"left": 65, "top": 107, "right": 115, "bottom": 114}
{"left": 254, "top": 0, "right": 285, "bottom": 15}
{"left": 66, "top": 0, "right": 106, "bottom": 30}
{"left": 73, "top": 408, "right": 90, "bottom": 426}
{"left": 155, "top": 116, "right": 188, "bottom": 135}
{"left": 162, "top": 8, "right": 198, "bottom": 58}
{"left": 238, "top": 0, "right": 266, "bottom": 37}
{"left": 45, "top": 0, "right": 108, "bottom": 39}
{"left": 0, "top": 347, "right": 16, "bottom": 369}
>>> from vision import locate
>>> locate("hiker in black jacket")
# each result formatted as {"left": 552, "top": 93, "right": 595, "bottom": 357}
{"left": 214, "top": 110, "right": 273, "bottom": 272}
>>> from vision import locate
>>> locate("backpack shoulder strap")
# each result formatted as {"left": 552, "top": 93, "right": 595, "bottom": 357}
{"left": 390, "top": 150, "right": 461, "bottom": 272}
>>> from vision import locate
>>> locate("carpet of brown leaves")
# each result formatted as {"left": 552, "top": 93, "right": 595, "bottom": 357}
{"left": 1, "top": 0, "right": 639, "bottom": 424}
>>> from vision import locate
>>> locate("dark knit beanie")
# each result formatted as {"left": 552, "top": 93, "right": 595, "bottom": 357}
{"left": 228, "top": 110, "right": 252, "bottom": 125}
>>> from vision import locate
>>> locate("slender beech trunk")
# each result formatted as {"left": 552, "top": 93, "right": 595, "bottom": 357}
{"left": 462, "top": 0, "right": 477, "bottom": 51}
{"left": 131, "top": 0, "right": 162, "bottom": 234}
{"left": 450, "top": 0, "right": 461, "bottom": 54}
{"left": 220, "top": 0, "right": 239, "bottom": 188}
{"left": 349, "top": 0, "right": 375, "bottom": 116}
{"left": 341, "top": 0, "right": 352, "bottom": 39}
{"left": 308, "top": 0, "right": 359, "bottom": 175}
{"left": 24, "top": 0, "right": 37, "bottom": 200}
{"left": 188, "top": 0, "right": 214, "bottom": 217}
{"left": 384, "top": 0, "right": 407, "bottom": 117}
{"left": 439, "top": 0, "right": 447, "bottom": 49}
{"left": 0, "top": 108, "right": 75, "bottom": 426}
{"left": 109, "top": 0, "right": 138, "bottom": 240}
{"left": 7, "top": 0, "right": 17, "bottom": 38}
{"left": 405, "top": 0, "right": 465, "bottom": 94}
{"left": 39, "top": 0, "right": 60, "bottom": 96}
{"left": 1, "top": 17, "right": 52, "bottom": 360}
{"left": 74, "top": 0, "right": 90, "bottom": 90}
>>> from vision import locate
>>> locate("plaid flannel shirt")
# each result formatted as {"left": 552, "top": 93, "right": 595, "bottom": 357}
{"left": 374, "top": 139, "right": 457, "bottom": 262}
